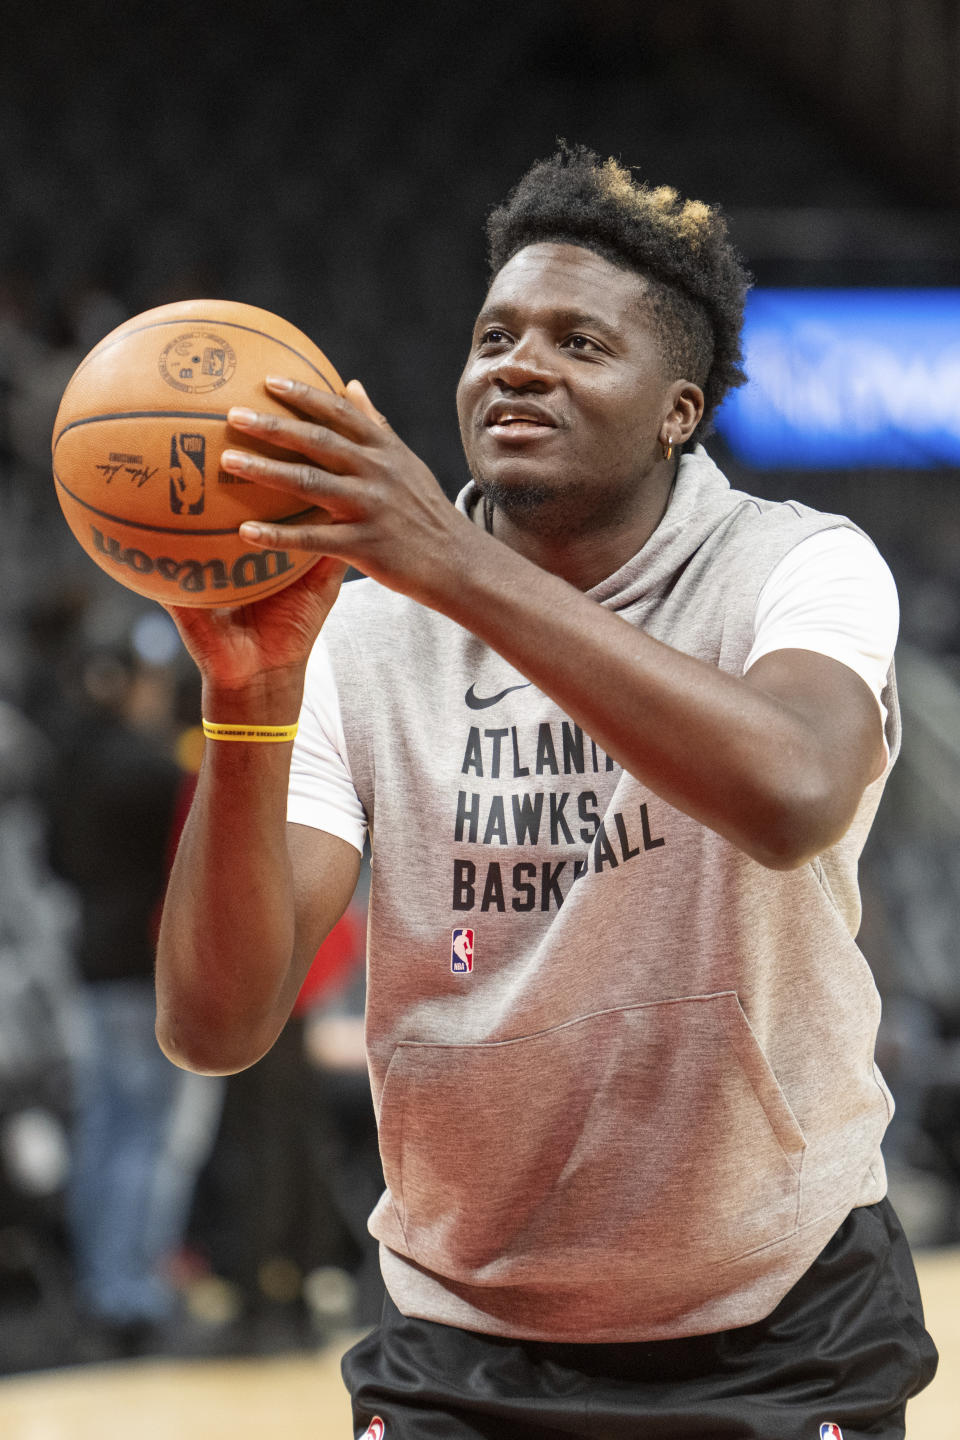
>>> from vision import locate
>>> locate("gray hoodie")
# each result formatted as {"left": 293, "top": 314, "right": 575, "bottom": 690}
{"left": 301, "top": 446, "right": 898, "bottom": 1341}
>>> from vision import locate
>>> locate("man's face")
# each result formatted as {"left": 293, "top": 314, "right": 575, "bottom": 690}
{"left": 456, "top": 241, "right": 677, "bottom": 532}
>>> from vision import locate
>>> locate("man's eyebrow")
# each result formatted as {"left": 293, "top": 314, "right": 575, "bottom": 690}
{"left": 473, "top": 303, "right": 626, "bottom": 340}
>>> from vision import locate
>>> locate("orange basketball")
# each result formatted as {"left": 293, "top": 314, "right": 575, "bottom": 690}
{"left": 51, "top": 299, "right": 344, "bottom": 607}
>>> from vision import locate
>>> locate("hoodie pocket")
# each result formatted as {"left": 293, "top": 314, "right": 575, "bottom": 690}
{"left": 376, "top": 991, "right": 805, "bottom": 1298}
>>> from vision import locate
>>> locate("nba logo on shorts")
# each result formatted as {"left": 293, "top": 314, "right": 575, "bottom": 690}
{"left": 360, "top": 1420, "right": 384, "bottom": 1440}
{"left": 451, "top": 928, "right": 474, "bottom": 973}
{"left": 820, "top": 1425, "right": 843, "bottom": 1439}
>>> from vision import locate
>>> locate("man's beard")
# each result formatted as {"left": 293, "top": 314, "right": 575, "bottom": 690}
{"left": 473, "top": 469, "right": 623, "bottom": 540}
{"left": 478, "top": 476, "right": 553, "bottom": 516}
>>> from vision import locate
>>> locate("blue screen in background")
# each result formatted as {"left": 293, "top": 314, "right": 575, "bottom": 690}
{"left": 715, "top": 289, "right": 960, "bottom": 468}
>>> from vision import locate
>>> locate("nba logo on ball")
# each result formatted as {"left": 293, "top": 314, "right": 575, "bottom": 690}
{"left": 169, "top": 433, "right": 206, "bottom": 515}
{"left": 451, "top": 929, "right": 474, "bottom": 973}
{"left": 820, "top": 1425, "right": 843, "bottom": 1439}
{"left": 360, "top": 1419, "right": 384, "bottom": 1440}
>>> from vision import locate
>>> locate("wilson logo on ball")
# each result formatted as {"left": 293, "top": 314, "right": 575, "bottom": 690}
{"left": 90, "top": 526, "right": 296, "bottom": 595}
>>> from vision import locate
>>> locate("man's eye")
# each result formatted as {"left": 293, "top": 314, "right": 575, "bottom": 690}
{"left": 565, "top": 334, "right": 599, "bottom": 352}
{"left": 478, "top": 328, "right": 510, "bottom": 347}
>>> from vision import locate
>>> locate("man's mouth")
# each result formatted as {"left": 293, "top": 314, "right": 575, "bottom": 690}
{"left": 483, "top": 401, "right": 558, "bottom": 434}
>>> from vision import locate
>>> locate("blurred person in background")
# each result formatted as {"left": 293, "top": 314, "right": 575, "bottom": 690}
{"left": 300, "top": 880, "right": 385, "bottom": 1337}
{"left": 302, "top": 988, "right": 386, "bottom": 1336}
{"left": 45, "top": 641, "right": 223, "bottom": 1357}
{"left": 0, "top": 693, "right": 79, "bottom": 1371}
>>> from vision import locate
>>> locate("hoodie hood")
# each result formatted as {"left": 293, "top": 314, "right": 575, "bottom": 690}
{"left": 457, "top": 446, "right": 745, "bottom": 616}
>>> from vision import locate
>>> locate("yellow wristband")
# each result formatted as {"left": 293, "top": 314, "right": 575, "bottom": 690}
{"left": 202, "top": 719, "right": 299, "bottom": 743}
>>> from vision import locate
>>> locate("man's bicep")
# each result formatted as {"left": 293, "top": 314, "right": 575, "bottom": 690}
{"left": 743, "top": 647, "right": 888, "bottom": 797}
{"left": 287, "top": 820, "right": 363, "bottom": 980}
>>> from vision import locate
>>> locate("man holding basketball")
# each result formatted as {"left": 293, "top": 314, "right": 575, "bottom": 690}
{"left": 156, "top": 148, "right": 937, "bottom": 1438}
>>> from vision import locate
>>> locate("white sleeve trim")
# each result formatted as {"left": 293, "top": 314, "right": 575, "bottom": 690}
{"left": 287, "top": 633, "right": 368, "bottom": 855}
{"left": 743, "top": 528, "right": 899, "bottom": 728}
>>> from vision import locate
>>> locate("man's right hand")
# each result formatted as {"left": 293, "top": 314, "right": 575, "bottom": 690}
{"left": 163, "top": 553, "right": 348, "bottom": 703}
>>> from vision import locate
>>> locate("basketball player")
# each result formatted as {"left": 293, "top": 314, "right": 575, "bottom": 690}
{"left": 155, "top": 147, "right": 938, "bottom": 1438}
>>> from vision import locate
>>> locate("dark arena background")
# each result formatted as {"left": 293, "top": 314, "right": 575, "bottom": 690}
{"left": 0, "top": 2, "right": 958, "bottom": 1434}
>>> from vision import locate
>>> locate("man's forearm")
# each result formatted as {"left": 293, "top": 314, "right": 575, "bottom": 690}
{"left": 155, "top": 735, "right": 299, "bottom": 1074}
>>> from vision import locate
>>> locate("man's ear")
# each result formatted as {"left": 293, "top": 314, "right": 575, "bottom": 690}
{"left": 665, "top": 380, "right": 705, "bottom": 445}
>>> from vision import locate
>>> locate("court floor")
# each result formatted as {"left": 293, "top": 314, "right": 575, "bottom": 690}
{"left": 0, "top": 1247, "right": 956, "bottom": 1439}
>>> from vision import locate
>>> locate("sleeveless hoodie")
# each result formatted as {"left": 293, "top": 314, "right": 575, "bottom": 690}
{"left": 308, "top": 446, "right": 899, "bottom": 1341}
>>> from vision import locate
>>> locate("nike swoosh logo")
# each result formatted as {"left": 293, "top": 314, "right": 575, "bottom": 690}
{"left": 465, "top": 682, "right": 532, "bottom": 710}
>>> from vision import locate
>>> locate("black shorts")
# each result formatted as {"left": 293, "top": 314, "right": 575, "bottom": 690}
{"left": 341, "top": 1198, "right": 938, "bottom": 1440}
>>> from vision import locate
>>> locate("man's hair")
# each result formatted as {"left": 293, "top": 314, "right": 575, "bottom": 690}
{"left": 485, "top": 145, "right": 752, "bottom": 439}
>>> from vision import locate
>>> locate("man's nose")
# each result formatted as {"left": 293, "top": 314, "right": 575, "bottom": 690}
{"left": 489, "top": 335, "right": 555, "bottom": 390}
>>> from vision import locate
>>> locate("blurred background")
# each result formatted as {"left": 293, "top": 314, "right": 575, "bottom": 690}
{"left": 0, "top": 0, "right": 958, "bottom": 1391}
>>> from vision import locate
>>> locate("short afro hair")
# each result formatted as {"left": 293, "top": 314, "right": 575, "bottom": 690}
{"left": 485, "top": 145, "right": 752, "bottom": 440}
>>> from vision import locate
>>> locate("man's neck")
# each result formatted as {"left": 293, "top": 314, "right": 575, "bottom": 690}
{"left": 482, "top": 467, "right": 677, "bottom": 591}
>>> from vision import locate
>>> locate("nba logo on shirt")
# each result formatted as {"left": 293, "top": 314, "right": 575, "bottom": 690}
{"left": 360, "top": 1419, "right": 384, "bottom": 1440}
{"left": 451, "top": 928, "right": 474, "bottom": 973}
{"left": 820, "top": 1425, "right": 843, "bottom": 1439}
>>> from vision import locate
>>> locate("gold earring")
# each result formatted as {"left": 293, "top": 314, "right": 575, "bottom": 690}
{"left": 661, "top": 436, "right": 675, "bottom": 462}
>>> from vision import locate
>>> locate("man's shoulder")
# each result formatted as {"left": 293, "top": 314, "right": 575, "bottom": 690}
{"left": 330, "top": 573, "right": 385, "bottom": 613}
{"left": 671, "top": 448, "right": 857, "bottom": 551}
{"left": 328, "top": 575, "right": 415, "bottom": 627}
{"left": 324, "top": 575, "right": 461, "bottom": 659}
{"left": 716, "top": 479, "right": 862, "bottom": 555}
{"left": 676, "top": 454, "right": 873, "bottom": 629}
